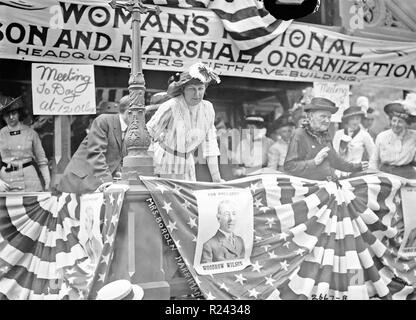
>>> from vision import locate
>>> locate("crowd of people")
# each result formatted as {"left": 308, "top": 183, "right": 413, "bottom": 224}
{"left": 0, "top": 62, "right": 416, "bottom": 193}
{"left": 214, "top": 92, "right": 416, "bottom": 181}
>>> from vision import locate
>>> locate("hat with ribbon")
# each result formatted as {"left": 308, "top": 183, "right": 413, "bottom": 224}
{"left": 384, "top": 94, "right": 416, "bottom": 123}
{"left": 342, "top": 106, "right": 365, "bottom": 121}
{"left": 0, "top": 96, "right": 23, "bottom": 115}
{"left": 96, "top": 280, "right": 144, "bottom": 300}
{"left": 245, "top": 114, "right": 265, "bottom": 126}
{"left": 304, "top": 97, "right": 338, "bottom": 114}
{"left": 167, "top": 62, "right": 221, "bottom": 97}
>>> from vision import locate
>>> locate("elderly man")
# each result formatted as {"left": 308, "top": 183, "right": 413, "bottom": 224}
{"left": 57, "top": 95, "right": 131, "bottom": 193}
{"left": 201, "top": 199, "right": 245, "bottom": 263}
{"left": 284, "top": 97, "right": 368, "bottom": 181}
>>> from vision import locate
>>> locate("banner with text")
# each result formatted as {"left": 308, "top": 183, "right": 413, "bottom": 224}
{"left": 1, "top": 1, "right": 416, "bottom": 89}
{"left": 31, "top": 63, "right": 96, "bottom": 115}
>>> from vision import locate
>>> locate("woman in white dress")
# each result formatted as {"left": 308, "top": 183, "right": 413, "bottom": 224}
{"left": 146, "top": 62, "right": 223, "bottom": 182}
{"left": 333, "top": 106, "right": 375, "bottom": 178}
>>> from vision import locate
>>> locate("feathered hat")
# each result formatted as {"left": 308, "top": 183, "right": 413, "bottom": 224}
{"left": 0, "top": 96, "right": 23, "bottom": 115}
{"left": 167, "top": 62, "right": 221, "bottom": 97}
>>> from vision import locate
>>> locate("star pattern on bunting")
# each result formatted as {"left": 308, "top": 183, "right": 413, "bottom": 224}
{"left": 251, "top": 261, "right": 263, "bottom": 273}
{"left": 268, "top": 251, "right": 277, "bottom": 259}
{"left": 279, "top": 232, "right": 289, "bottom": 241}
{"left": 162, "top": 201, "right": 173, "bottom": 214}
{"left": 156, "top": 184, "right": 168, "bottom": 194}
{"left": 249, "top": 182, "right": 261, "bottom": 193}
{"left": 295, "top": 248, "right": 305, "bottom": 256}
{"left": 259, "top": 207, "right": 269, "bottom": 214}
{"left": 109, "top": 193, "right": 115, "bottom": 205}
{"left": 248, "top": 288, "right": 260, "bottom": 299}
{"left": 167, "top": 220, "right": 177, "bottom": 233}
{"left": 235, "top": 274, "right": 247, "bottom": 285}
{"left": 206, "top": 292, "right": 216, "bottom": 300}
{"left": 265, "top": 218, "right": 276, "bottom": 228}
{"left": 187, "top": 217, "right": 197, "bottom": 229}
{"left": 265, "top": 276, "right": 276, "bottom": 286}
{"left": 220, "top": 283, "right": 230, "bottom": 292}
{"left": 254, "top": 198, "right": 264, "bottom": 208}
{"left": 280, "top": 260, "right": 289, "bottom": 271}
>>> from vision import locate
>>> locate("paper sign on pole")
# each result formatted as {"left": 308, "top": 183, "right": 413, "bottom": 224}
{"left": 32, "top": 63, "right": 96, "bottom": 115}
{"left": 313, "top": 82, "right": 350, "bottom": 122}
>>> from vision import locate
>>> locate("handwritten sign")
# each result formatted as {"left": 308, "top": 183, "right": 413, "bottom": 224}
{"left": 32, "top": 63, "right": 96, "bottom": 115}
{"left": 313, "top": 82, "right": 350, "bottom": 122}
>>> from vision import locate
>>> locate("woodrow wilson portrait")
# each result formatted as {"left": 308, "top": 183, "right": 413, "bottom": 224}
{"left": 200, "top": 199, "right": 245, "bottom": 263}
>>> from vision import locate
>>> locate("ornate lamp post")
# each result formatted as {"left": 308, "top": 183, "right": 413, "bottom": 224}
{"left": 109, "top": 0, "right": 160, "bottom": 180}
{"left": 104, "top": 1, "right": 167, "bottom": 289}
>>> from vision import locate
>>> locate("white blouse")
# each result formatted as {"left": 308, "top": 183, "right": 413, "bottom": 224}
{"left": 333, "top": 129, "right": 375, "bottom": 164}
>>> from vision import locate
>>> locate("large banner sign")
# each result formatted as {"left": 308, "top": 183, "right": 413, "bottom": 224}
{"left": 1, "top": 1, "right": 416, "bottom": 89}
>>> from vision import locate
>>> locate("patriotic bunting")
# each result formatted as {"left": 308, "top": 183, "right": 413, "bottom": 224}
{"left": 142, "top": 173, "right": 416, "bottom": 300}
{"left": 1, "top": 173, "right": 416, "bottom": 300}
{"left": 0, "top": 186, "right": 128, "bottom": 300}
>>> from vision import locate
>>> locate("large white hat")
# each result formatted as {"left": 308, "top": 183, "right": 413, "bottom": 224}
{"left": 96, "top": 280, "right": 144, "bottom": 300}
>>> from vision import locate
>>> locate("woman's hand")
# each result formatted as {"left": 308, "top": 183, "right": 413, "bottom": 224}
{"left": 0, "top": 179, "right": 10, "bottom": 192}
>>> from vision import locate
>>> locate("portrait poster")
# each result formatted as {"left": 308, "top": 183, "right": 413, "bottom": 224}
{"left": 78, "top": 193, "right": 104, "bottom": 264}
{"left": 399, "top": 186, "right": 416, "bottom": 257}
{"left": 31, "top": 63, "right": 96, "bottom": 115}
{"left": 193, "top": 188, "right": 253, "bottom": 275}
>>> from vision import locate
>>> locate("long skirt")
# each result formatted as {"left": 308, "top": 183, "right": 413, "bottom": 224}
{"left": 0, "top": 165, "right": 43, "bottom": 192}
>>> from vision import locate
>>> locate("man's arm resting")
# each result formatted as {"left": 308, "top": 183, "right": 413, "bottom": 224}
{"left": 328, "top": 149, "right": 362, "bottom": 172}
{"left": 86, "top": 116, "right": 113, "bottom": 179}
{"left": 207, "top": 155, "right": 222, "bottom": 182}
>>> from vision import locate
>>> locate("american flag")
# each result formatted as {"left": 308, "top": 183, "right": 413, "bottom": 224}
{"left": 0, "top": 187, "right": 127, "bottom": 300}
{"left": 142, "top": 173, "right": 416, "bottom": 300}
{"left": 147, "top": 0, "right": 293, "bottom": 53}
{"left": 5, "top": 0, "right": 293, "bottom": 54}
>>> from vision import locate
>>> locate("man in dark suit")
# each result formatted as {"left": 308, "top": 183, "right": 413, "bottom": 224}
{"left": 201, "top": 199, "right": 245, "bottom": 263}
{"left": 57, "top": 96, "right": 130, "bottom": 194}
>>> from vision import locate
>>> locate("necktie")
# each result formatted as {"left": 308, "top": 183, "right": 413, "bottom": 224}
{"left": 229, "top": 235, "right": 235, "bottom": 247}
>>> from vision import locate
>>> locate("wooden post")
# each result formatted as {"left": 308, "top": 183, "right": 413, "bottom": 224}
{"left": 51, "top": 115, "right": 71, "bottom": 188}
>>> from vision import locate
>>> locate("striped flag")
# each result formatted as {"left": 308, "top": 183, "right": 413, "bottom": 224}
{"left": 0, "top": 187, "right": 127, "bottom": 300}
{"left": 142, "top": 173, "right": 416, "bottom": 300}
{"left": 147, "top": 0, "right": 293, "bottom": 53}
